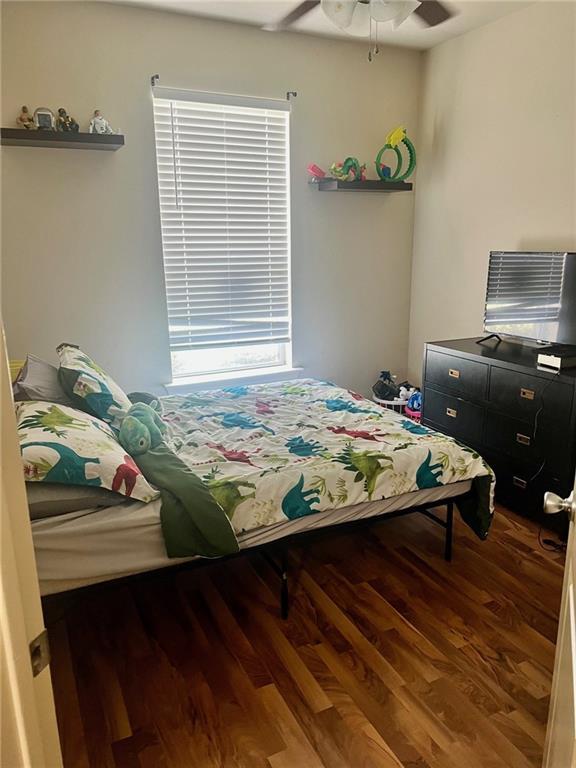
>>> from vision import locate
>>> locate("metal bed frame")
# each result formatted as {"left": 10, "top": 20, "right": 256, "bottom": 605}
{"left": 42, "top": 497, "right": 456, "bottom": 621}
{"left": 260, "top": 498, "right": 454, "bottom": 619}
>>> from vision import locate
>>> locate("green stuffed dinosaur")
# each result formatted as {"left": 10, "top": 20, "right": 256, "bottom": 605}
{"left": 118, "top": 401, "right": 166, "bottom": 456}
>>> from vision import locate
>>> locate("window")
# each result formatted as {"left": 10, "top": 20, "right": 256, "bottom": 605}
{"left": 152, "top": 87, "right": 292, "bottom": 380}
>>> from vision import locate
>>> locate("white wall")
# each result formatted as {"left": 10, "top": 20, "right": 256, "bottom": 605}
{"left": 407, "top": 1, "right": 576, "bottom": 382}
{"left": 1, "top": 1, "right": 422, "bottom": 395}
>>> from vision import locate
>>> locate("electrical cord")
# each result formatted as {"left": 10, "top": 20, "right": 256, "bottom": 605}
{"left": 531, "top": 373, "right": 557, "bottom": 444}
{"left": 538, "top": 524, "right": 567, "bottom": 553}
{"left": 521, "top": 373, "right": 567, "bottom": 553}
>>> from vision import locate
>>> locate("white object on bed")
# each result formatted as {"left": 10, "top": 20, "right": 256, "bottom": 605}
{"left": 33, "top": 480, "right": 471, "bottom": 595}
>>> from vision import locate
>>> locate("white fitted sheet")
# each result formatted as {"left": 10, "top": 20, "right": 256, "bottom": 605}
{"left": 33, "top": 480, "right": 472, "bottom": 595}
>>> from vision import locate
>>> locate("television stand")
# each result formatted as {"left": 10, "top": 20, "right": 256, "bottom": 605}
{"left": 476, "top": 333, "right": 503, "bottom": 345}
{"left": 421, "top": 337, "right": 576, "bottom": 536}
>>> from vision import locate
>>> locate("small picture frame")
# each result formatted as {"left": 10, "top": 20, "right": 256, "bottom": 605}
{"left": 34, "top": 107, "right": 55, "bottom": 130}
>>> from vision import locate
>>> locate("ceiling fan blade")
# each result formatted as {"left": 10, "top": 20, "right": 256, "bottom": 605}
{"left": 392, "top": 1, "right": 422, "bottom": 28}
{"left": 413, "top": 0, "right": 452, "bottom": 26}
{"left": 264, "top": 0, "right": 320, "bottom": 31}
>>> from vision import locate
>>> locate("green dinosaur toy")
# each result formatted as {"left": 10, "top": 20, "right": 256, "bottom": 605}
{"left": 118, "top": 401, "right": 166, "bottom": 456}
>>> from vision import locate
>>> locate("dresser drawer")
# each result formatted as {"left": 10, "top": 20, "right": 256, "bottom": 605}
{"left": 425, "top": 349, "right": 488, "bottom": 400}
{"left": 488, "top": 366, "right": 573, "bottom": 423}
{"left": 485, "top": 412, "right": 541, "bottom": 464}
{"left": 423, "top": 388, "right": 484, "bottom": 445}
{"left": 485, "top": 411, "right": 568, "bottom": 468}
{"left": 485, "top": 452, "right": 568, "bottom": 534}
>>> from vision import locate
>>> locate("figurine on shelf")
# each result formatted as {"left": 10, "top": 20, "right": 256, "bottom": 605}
{"left": 307, "top": 163, "right": 326, "bottom": 181}
{"left": 33, "top": 107, "right": 56, "bottom": 130}
{"left": 89, "top": 109, "right": 115, "bottom": 135}
{"left": 375, "top": 126, "right": 416, "bottom": 182}
{"left": 16, "top": 106, "right": 36, "bottom": 130}
{"left": 329, "top": 157, "right": 366, "bottom": 182}
{"left": 56, "top": 107, "right": 79, "bottom": 132}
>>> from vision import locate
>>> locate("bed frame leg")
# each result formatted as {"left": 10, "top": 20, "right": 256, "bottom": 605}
{"left": 280, "top": 549, "right": 289, "bottom": 620}
{"left": 444, "top": 501, "right": 454, "bottom": 562}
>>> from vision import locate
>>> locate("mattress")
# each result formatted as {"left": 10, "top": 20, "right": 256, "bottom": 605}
{"left": 33, "top": 480, "right": 472, "bottom": 595}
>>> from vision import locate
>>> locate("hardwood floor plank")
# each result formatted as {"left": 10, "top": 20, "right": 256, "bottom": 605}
{"left": 489, "top": 711, "right": 543, "bottom": 767}
{"left": 299, "top": 570, "right": 407, "bottom": 691}
{"left": 48, "top": 620, "right": 91, "bottom": 768}
{"left": 46, "top": 504, "right": 563, "bottom": 768}
{"left": 111, "top": 730, "right": 167, "bottom": 768}
{"left": 260, "top": 684, "right": 326, "bottom": 768}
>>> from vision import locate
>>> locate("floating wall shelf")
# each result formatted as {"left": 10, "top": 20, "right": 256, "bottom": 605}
{"left": 310, "top": 179, "right": 412, "bottom": 192}
{"left": 0, "top": 129, "right": 125, "bottom": 151}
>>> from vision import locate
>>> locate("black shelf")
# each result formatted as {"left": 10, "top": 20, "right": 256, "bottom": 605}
{"left": 310, "top": 179, "right": 412, "bottom": 192}
{"left": 0, "top": 128, "right": 124, "bottom": 151}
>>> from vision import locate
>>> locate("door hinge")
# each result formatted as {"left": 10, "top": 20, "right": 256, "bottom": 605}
{"left": 29, "top": 629, "right": 50, "bottom": 677}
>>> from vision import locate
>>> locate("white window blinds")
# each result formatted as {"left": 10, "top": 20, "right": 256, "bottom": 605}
{"left": 486, "top": 252, "right": 566, "bottom": 325}
{"left": 152, "top": 87, "right": 291, "bottom": 353}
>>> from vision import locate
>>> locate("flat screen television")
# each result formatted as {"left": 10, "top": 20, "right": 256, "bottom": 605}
{"left": 484, "top": 251, "right": 576, "bottom": 346}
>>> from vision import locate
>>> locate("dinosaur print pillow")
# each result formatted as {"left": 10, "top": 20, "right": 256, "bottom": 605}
{"left": 57, "top": 344, "right": 132, "bottom": 429}
{"left": 16, "top": 401, "right": 158, "bottom": 503}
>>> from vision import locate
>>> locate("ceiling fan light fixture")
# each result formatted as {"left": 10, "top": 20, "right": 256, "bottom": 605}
{"left": 367, "top": 0, "right": 401, "bottom": 23}
{"left": 320, "top": 0, "right": 357, "bottom": 30}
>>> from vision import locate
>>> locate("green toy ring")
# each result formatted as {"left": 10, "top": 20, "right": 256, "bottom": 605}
{"left": 375, "top": 137, "right": 416, "bottom": 182}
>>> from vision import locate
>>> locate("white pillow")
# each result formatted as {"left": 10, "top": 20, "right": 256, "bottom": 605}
{"left": 17, "top": 400, "right": 158, "bottom": 503}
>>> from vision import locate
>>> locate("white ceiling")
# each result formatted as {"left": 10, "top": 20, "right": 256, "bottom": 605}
{"left": 117, "top": 0, "right": 533, "bottom": 49}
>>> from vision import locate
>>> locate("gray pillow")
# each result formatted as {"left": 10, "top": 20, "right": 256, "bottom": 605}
{"left": 13, "top": 355, "right": 76, "bottom": 406}
{"left": 26, "top": 483, "right": 127, "bottom": 521}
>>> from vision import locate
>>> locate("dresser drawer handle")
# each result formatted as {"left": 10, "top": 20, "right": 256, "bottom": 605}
{"left": 520, "top": 388, "right": 535, "bottom": 401}
{"left": 512, "top": 476, "right": 528, "bottom": 490}
{"left": 446, "top": 407, "right": 458, "bottom": 418}
{"left": 516, "top": 433, "right": 531, "bottom": 446}
{"left": 448, "top": 369, "right": 460, "bottom": 379}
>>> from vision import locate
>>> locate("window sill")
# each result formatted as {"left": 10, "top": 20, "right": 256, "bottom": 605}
{"left": 165, "top": 365, "right": 303, "bottom": 393}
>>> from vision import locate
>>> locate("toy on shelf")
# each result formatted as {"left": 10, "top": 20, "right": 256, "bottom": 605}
{"left": 330, "top": 156, "right": 366, "bottom": 182}
{"left": 16, "top": 106, "right": 36, "bottom": 130}
{"left": 56, "top": 108, "right": 79, "bottom": 132}
{"left": 375, "top": 126, "right": 416, "bottom": 182}
{"left": 89, "top": 109, "right": 116, "bottom": 135}
{"left": 33, "top": 107, "right": 55, "bottom": 130}
{"left": 307, "top": 163, "right": 326, "bottom": 181}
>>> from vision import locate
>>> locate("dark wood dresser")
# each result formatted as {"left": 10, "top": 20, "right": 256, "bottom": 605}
{"left": 421, "top": 337, "right": 576, "bottom": 527}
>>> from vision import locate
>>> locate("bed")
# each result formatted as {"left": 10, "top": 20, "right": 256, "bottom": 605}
{"left": 31, "top": 379, "right": 494, "bottom": 600}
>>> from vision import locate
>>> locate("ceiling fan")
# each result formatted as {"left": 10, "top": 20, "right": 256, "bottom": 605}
{"left": 265, "top": 0, "right": 453, "bottom": 34}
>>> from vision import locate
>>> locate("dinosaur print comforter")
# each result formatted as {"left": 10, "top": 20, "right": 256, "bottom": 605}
{"left": 160, "top": 379, "right": 494, "bottom": 541}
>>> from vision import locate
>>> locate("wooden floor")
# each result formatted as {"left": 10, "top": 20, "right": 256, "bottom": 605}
{"left": 46, "top": 504, "right": 565, "bottom": 768}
